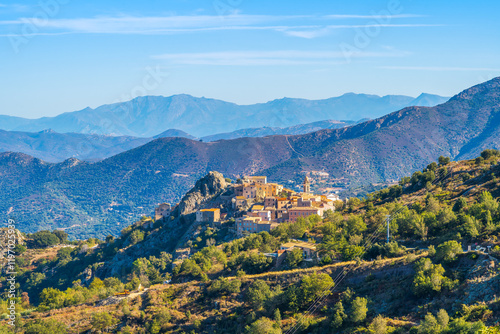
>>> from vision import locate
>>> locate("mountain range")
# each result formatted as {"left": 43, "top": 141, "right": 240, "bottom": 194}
{"left": 3, "top": 80, "right": 497, "bottom": 238}
{"left": 0, "top": 93, "right": 448, "bottom": 138}
{"left": 199, "top": 119, "right": 363, "bottom": 142}
{"left": 0, "top": 93, "right": 447, "bottom": 162}
{"left": 0, "top": 120, "right": 361, "bottom": 162}
{"left": 0, "top": 129, "right": 151, "bottom": 162}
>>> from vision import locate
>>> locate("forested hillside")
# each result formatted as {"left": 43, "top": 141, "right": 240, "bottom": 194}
{"left": 1, "top": 151, "right": 500, "bottom": 333}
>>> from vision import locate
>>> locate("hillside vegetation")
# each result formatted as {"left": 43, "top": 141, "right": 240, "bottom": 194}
{"left": 1, "top": 151, "right": 500, "bottom": 333}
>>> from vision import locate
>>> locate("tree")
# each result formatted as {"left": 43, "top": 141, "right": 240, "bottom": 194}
{"left": 436, "top": 309, "right": 449, "bottom": 329}
{"left": 331, "top": 301, "right": 347, "bottom": 329}
{"left": 350, "top": 297, "right": 368, "bottom": 323}
{"left": 53, "top": 230, "right": 68, "bottom": 243}
{"left": 208, "top": 277, "right": 241, "bottom": 295}
{"left": 480, "top": 149, "right": 500, "bottom": 160}
{"left": 246, "top": 280, "right": 272, "bottom": 310}
{"left": 426, "top": 196, "right": 441, "bottom": 214}
{"left": 412, "top": 258, "right": 456, "bottom": 296}
{"left": 448, "top": 318, "right": 485, "bottom": 333}
{"left": 412, "top": 216, "right": 428, "bottom": 241}
{"left": 479, "top": 191, "right": 498, "bottom": 212}
{"left": 453, "top": 197, "right": 467, "bottom": 212}
{"left": 438, "top": 156, "right": 451, "bottom": 165}
{"left": 368, "top": 315, "right": 387, "bottom": 334}
{"left": 417, "top": 313, "right": 440, "bottom": 334}
{"left": 345, "top": 216, "right": 367, "bottom": 236}
{"left": 89, "top": 277, "right": 105, "bottom": 290}
{"left": 245, "top": 317, "right": 282, "bottom": 334}
{"left": 299, "top": 273, "right": 334, "bottom": 307}
{"left": 14, "top": 244, "right": 27, "bottom": 254}
{"left": 128, "top": 230, "right": 144, "bottom": 245}
{"left": 435, "top": 240, "right": 462, "bottom": 263}
{"left": 31, "top": 230, "right": 60, "bottom": 248}
{"left": 243, "top": 253, "right": 273, "bottom": 274}
{"left": 39, "top": 288, "right": 65, "bottom": 309}
{"left": 274, "top": 308, "right": 282, "bottom": 326}
{"left": 285, "top": 248, "right": 303, "bottom": 268}
{"left": 103, "top": 277, "right": 124, "bottom": 292}
{"left": 341, "top": 244, "right": 365, "bottom": 261}
{"left": 27, "top": 272, "right": 46, "bottom": 287}
{"left": 460, "top": 214, "right": 480, "bottom": 238}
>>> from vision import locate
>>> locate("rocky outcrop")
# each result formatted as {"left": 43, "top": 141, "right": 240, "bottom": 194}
{"left": 100, "top": 172, "right": 227, "bottom": 277}
{"left": 175, "top": 171, "right": 227, "bottom": 216}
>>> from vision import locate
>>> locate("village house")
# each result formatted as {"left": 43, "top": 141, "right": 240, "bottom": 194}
{"left": 245, "top": 176, "right": 267, "bottom": 184}
{"left": 232, "top": 196, "right": 248, "bottom": 209}
{"left": 280, "top": 240, "right": 318, "bottom": 260}
{"left": 288, "top": 207, "right": 322, "bottom": 222}
{"left": 236, "top": 216, "right": 278, "bottom": 235}
{"left": 155, "top": 203, "right": 171, "bottom": 221}
{"left": 264, "top": 196, "right": 277, "bottom": 208}
{"left": 196, "top": 208, "right": 221, "bottom": 223}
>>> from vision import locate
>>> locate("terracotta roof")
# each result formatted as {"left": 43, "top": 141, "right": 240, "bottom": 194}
{"left": 281, "top": 241, "right": 317, "bottom": 250}
{"left": 289, "top": 207, "right": 320, "bottom": 211}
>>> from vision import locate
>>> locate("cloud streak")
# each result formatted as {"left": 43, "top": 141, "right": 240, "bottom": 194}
{"left": 0, "top": 14, "right": 440, "bottom": 38}
{"left": 152, "top": 50, "right": 411, "bottom": 66}
{"left": 381, "top": 66, "right": 500, "bottom": 72}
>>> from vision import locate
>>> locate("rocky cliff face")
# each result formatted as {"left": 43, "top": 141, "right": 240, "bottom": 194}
{"left": 174, "top": 171, "right": 227, "bottom": 216}
{"left": 101, "top": 172, "right": 227, "bottom": 277}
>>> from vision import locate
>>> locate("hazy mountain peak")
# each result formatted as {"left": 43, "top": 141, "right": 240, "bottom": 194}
{"left": 0, "top": 91, "right": 450, "bottom": 138}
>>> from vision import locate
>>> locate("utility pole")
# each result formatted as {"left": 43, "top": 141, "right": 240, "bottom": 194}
{"left": 386, "top": 215, "right": 390, "bottom": 244}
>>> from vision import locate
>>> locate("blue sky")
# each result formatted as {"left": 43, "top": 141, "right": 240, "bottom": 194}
{"left": 1, "top": 0, "right": 499, "bottom": 118}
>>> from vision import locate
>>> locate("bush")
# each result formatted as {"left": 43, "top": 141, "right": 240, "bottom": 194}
{"left": 30, "top": 230, "right": 60, "bottom": 248}
{"left": 285, "top": 248, "right": 303, "bottom": 268}
{"left": 208, "top": 277, "right": 242, "bottom": 295}
{"left": 24, "top": 319, "right": 68, "bottom": 334}
{"left": 412, "top": 258, "right": 457, "bottom": 296}
{"left": 91, "top": 312, "right": 118, "bottom": 332}
{"left": 245, "top": 317, "right": 282, "bottom": 334}
{"left": 435, "top": 240, "right": 462, "bottom": 263}
{"left": 128, "top": 230, "right": 144, "bottom": 246}
{"left": 480, "top": 149, "right": 500, "bottom": 160}
{"left": 438, "top": 156, "right": 451, "bottom": 165}
{"left": 368, "top": 315, "right": 387, "bottom": 334}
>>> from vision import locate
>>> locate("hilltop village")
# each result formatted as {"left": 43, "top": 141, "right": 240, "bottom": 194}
{"left": 153, "top": 175, "right": 340, "bottom": 261}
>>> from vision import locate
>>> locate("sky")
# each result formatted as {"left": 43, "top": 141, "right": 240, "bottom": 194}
{"left": 0, "top": 0, "right": 499, "bottom": 118}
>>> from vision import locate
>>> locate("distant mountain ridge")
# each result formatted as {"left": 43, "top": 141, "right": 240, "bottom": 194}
{"left": 0, "top": 129, "right": 151, "bottom": 163}
{"left": 199, "top": 119, "right": 362, "bottom": 141}
{"left": 0, "top": 93, "right": 449, "bottom": 138}
{"left": 0, "top": 78, "right": 496, "bottom": 238}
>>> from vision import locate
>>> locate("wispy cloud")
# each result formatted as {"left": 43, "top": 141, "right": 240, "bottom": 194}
{"left": 325, "top": 14, "right": 425, "bottom": 19}
{"left": 0, "top": 14, "right": 440, "bottom": 38}
{"left": 152, "top": 50, "right": 411, "bottom": 66}
{"left": 381, "top": 66, "right": 500, "bottom": 71}
{"left": 280, "top": 24, "right": 442, "bottom": 39}
{"left": 0, "top": 3, "right": 30, "bottom": 12}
